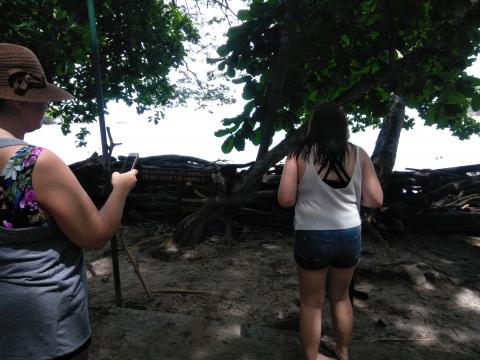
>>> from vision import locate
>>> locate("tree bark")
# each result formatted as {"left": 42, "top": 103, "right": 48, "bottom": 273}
{"left": 371, "top": 94, "right": 405, "bottom": 190}
{"left": 257, "top": 0, "right": 297, "bottom": 158}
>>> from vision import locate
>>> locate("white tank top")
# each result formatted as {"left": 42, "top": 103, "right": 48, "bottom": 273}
{"left": 294, "top": 145, "right": 362, "bottom": 230}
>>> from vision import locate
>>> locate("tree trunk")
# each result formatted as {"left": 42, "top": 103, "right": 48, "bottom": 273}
{"left": 173, "top": 81, "right": 379, "bottom": 246}
{"left": 174, "top": 125, "right": 308, "bottom": 246}
{"left": 174, "top": 24, "right": 458, "bottom": 246}
{"left": 257, "top": 0, "right": 297, "bottom": 158}
{"left": 370, "top": 95, "right": 405, "bottom": 189}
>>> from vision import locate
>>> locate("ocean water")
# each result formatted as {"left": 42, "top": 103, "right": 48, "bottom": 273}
{"left": 25, "top": 102, "right": 479, "bottom": 171}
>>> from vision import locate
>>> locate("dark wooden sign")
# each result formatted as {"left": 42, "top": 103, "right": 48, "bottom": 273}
{"left": 140, "top": 166, "right": 215, "bottom": 186}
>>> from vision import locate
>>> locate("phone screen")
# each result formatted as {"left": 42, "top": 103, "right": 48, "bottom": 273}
{"left": 121, "top": 152, "right": 139, "bottom": 173}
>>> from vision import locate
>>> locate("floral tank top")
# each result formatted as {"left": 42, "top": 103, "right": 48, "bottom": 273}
{"left": 0, "top": 145, "right": 47, "bottom": 229}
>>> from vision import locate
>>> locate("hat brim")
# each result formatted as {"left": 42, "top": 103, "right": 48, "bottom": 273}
{"left": 0, "top": 82, "right": 73, "bottom": 102}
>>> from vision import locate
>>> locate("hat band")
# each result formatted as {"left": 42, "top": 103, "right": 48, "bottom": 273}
{"left": 7, "top": 68, "right": 46, "bottom": 96}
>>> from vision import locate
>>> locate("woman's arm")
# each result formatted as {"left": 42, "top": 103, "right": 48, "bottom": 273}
{"left": 278, "top": 155, "right": 298, "bottom": 207}
{"left": 358, "top": 146, "right": 383, "bottom": 208}
{"left": 32, "top": 149, "right": 137, "bottom": 249}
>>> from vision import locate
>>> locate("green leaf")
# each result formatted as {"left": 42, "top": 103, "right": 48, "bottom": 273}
{"left": 443, "top": 104, "right": 463, "bottom": 118}
{"left": 233, "top": 135, "right": 245, "bottom": 151}
{"left": 226, "top": 25, "right": 245, "bottom": 39}
{"left": 243, "top": 100, "right": 256, "bottom": 116}
{"left": 232, "top": 75, "right": 250, "bottom": 84}
{"left": 471, "top": 93, "right": 480, "bottom": 111}
{"left": 206, "top": 57, "right": 221, "bottom": 64}
{"left": 221, "top": 135, "right": 235, "bottom": 154}
{"left": 217, "top": 61, "right": 226, "bottom": 71}
{"left": 242, "top": 81, "right": 256, "bottom": 100}
{"left": 226, "top": 66, "right": 236, "bottom": 78}
{"left": 222, "top": 115, "right": 242, "bottom": 126}
{"left": 237, "top": 9, "right": 251, "bottom": 21}
{"left": 214, "top": 128, "right": 233, "bottom": 137}
{"left": 251, "top": 128, "right": 262, "bottom": 146}
{"left": 217, "top": 44, "right": 230, "bottom": 57}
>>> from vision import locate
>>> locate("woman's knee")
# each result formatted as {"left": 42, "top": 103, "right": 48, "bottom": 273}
{"left": 300, "top": 293, "right": 325, "bottom": 308}
{"left": 328, "top": 291, "right": 350, "bottom": 304}
{"left": 327, "top": 281, "right": 351, "bottom": 303}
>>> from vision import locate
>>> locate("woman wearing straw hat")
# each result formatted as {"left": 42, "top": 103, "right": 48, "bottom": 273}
{"left": 0, "top": 43, "right": 137, "bottom": 359}
{"left": 278, "top": 103, "right": 383, "bottom": 360}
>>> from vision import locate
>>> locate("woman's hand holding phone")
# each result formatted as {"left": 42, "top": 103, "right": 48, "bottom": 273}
{"left": 112, "top": 153, "right": 139, "bottom": 193}
{"left": 121, "top": 152, "right": 139, "bottom": 173}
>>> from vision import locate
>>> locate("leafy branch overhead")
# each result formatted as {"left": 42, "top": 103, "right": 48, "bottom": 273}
{"left": 212, "top": 0, "right": 480, "bottom": 154}
{"left": 0, "top": 0, "right": 199, "bottom": 137}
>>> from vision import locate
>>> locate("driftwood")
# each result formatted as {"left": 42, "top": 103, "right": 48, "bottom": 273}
{"left": 383, "top": 164, "right": 480, "bottom": 235}
{"left": 70, "top": 153, "right": 480, "bottom": 238}
{"left": 150, "top": 288, "right": 218, "bottom": 295}
{"left": 117, "top": 228, "right": 152, "bottom": 297}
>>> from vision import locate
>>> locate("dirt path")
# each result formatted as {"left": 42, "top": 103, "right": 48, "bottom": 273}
{"left": 84, "top": 222, "right": 480, "bottom": 359}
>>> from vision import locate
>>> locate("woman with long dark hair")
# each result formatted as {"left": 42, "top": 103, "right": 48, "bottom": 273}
{"left": 278, "top": 102, "right": 383, "bottom": 360}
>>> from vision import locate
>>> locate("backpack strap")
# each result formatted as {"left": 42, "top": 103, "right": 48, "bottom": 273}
{"left": 0, "top": 137, "right": 28, "bottom": 148}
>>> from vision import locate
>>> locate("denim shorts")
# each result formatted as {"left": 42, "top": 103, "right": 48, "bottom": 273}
{"left": 294, "top": 226, "right": 362, "bottom": 270}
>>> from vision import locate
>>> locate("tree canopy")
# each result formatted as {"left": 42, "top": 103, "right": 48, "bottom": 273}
{"left": 2, "top": 0, "right": 479, "bottom": 152}
{"left": 212, "top": 0, "right": 480, "bottom": 156}
{"left": 0, "top": 0, "right": 198, "bottom": 141}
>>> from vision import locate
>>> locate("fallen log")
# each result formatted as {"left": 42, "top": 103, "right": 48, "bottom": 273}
{"left": 69, "top": 153, "right": 480, "bottom": 236}
{"left": 411, "top": 209, "right": 480, "bottom": 234}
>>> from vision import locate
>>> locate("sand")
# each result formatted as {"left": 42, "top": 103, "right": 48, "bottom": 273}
{"left": 84, "top": 221, "right": 480, "bottom": 360}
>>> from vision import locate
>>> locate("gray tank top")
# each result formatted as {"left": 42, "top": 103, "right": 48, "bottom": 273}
{"left": 0, "top": 138, "right": 91, "bottom": 359}
{"left": 294, "top": 144, "right": 362, "bottom": 230}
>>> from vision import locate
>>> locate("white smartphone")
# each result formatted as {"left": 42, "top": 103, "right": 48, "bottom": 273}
{"left": 121, "top": 152, "right": 139, "bottom": 173}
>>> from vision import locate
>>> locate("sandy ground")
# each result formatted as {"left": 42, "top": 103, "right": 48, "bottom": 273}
{"left": 84, "top": 221, "right": 480, "bottom": 360}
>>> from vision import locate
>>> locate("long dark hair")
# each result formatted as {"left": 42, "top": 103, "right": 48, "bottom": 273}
{"left": 290, "top": 102, "right": 349, "bottom": 166}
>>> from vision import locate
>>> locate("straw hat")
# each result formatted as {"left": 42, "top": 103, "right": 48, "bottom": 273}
{"left": 0, "top": 43, "right": 73, "bottom": 102}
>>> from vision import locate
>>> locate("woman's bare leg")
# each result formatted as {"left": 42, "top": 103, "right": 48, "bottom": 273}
{"left": 297, "top": 265, "right": 328, "bottom": 360}
{"left": 327, "top": 266, "right": 356, "bottom": 360}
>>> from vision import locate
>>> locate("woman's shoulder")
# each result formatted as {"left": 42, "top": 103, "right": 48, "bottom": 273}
{"left": 348, "top": 143, "right": 372, "bottom": 168}
{"left": 32, "top": 148, "right": 70, "bottom": 177}
{"left": 348, "top": 142, "right": 368, "bottom": 156}
{"left": 35, "top": 147, "right": 66, "bottom": 164}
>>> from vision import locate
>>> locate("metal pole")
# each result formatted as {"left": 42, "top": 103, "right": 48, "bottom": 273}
{"left": 87, "top": 0, "right": 122, "bottom": 307}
